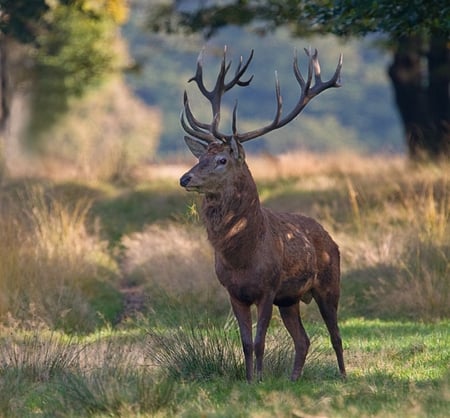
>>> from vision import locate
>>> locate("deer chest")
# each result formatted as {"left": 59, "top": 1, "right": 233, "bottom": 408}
{"left": 214, "top": 255, "right": 281, "bottom": 305}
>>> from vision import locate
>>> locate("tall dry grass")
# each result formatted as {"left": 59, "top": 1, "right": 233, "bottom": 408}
{"left": 121, "top": 222, "right": 229, "bottom": 321}
{"left": 0, "top": 185, "right": 120, "bottom": 332}
{"left": 337, "top": 162, "right": 450, "bottom": 320}
{"left": 372, "top": 176, "right": 449, "bottom": 319}
{"left": 122, "top": 152, "right": 449, "bottom": 321}
{"left": 1, "top": 150, "right": 448, "bottom": 329}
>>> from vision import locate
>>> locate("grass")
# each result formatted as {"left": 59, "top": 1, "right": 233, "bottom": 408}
{"left": 0, "top": 318, "right": 448, "bottom": 417}
{"left": 0, "top": 184, "right": 122, "bottom": 332}
{"left": 0, "top": 151, "right": 449, "bottom": 417}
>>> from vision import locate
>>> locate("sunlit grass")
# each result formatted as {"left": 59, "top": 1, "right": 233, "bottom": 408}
{"left": 1, "top": 318, "right": 447, "bottom": 417}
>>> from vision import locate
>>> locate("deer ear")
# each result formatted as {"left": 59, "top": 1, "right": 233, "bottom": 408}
{"left": 230, "top": 137, "right": 245, "bottom": 162}
{"left": 184, "top": 136, "right": 208, "bottom": 158}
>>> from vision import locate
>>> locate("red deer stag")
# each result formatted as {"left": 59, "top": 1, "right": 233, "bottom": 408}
{"left": 180, "top": 46, "right": 345, "bottom": 382}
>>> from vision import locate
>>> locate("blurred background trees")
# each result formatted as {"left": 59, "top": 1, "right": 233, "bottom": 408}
{"left": 0, "top": 0, "right": 159, "bottom": 179}
{"left": 0, "top": 0, "right": 127, "bottom": 135}
{"left": 148, "top": 0, "right": 449, "bottom": 160}
{"left": 1, "top": 0, "right": 448, "bottom": 173}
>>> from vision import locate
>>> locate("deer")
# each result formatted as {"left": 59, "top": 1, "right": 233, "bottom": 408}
{"left": 179, "top": 46, "right": 346, "bottom": 382}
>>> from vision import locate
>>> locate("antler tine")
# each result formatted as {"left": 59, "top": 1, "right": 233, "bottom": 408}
{"left": 308, "top": 49, "right": 343, "bottom": 96}
{"left": 232, "top": 100, "right": 238, "bottom": 136}
{"left": 189, "top": 48, "right": 210, "bottom": 99}
{"left": 232, "top": 68, "right": 282, "bottom": 139}
{"left": 225, "top": 49, "right": 254, "bottom": 91}
{"left": 309, "top": 48, "right": 322, "bottom": 84}
{"left": 183, "top": 91, "right": 211, "bottom": 131}
{"left": 293, "top": 48, "right": 306, "bottom": 90}
{"left": 301, "top": 47, "right": 314, "bottom": 95}
{"left": 273, "top": 70, "right": 283, "bottom": 125}
{"left": 181, "top": 91, "right": 216, "bottom": 142}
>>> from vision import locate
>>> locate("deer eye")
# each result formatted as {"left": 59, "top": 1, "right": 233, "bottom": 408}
{"left": 217, "top": 157, "right": 227, "bottom": 165}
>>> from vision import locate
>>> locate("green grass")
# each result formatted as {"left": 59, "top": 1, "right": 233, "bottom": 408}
{"left": 0, "top": 154, "right": 449, "bottom": 416}
{"left": 0, "top": 319, "right": 448, "bottom": 417}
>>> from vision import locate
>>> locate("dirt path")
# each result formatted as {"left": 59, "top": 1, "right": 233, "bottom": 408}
{"left": 116, "top": 284, "right": 147, "bottom": 323}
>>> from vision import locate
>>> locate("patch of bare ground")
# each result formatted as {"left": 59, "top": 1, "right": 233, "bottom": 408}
{"left": 116, "top": 283, "right": 147, "bottom": 322}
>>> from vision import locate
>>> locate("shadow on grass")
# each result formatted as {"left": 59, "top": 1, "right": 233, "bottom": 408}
{"left": 90, "top": 186, "right": 191, "bottom": 244}
{"left": 339, "top": 264, "right": 402, "bottom": 320}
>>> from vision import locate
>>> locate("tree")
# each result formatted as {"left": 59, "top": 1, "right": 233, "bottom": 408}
{"left": 0, "top": 0, "right": 128, "bottom": 139}
{"left": 28, "top": 2, "right": 127, "bottom": 147}
{"left": 148, "top": 0, "right": 450, "bottom": 160}
{"left": 0, "top": 0, "right": 50, "bottom": 131}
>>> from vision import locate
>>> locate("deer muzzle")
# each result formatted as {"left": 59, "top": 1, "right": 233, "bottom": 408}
{"left": 180, "top": 172, "right": 192, "bottom": 188}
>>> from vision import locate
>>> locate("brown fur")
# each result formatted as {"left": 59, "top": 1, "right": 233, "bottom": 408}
{"left": 180, "top": 142, "right": 346, "bottom": 382}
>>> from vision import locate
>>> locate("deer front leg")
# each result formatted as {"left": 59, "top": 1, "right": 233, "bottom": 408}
{"left": 230, "top": 297, "right": 253, "bottom": 382}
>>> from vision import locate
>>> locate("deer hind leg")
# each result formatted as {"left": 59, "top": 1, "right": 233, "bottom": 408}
{"left": 230, "top": 297, "right": 254, "bottom": 382}
{"left": 254, "top": 294, "right": 274, "bottom": 382}
{"left": 313, "top": 289, "right": 346, "bottom": 378}
{"left": 279, "top": 304, "right": 310, "bottom": 381}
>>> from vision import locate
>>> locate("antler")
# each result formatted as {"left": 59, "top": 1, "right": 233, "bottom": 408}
{"left": 181, "top": 47, "right": 343, "bottom": 144}
{"left": 237, "top": 48, "right": 342, "bottom": 143}
{"left": 181, "top": 46, "right": 254, "bottom": 143}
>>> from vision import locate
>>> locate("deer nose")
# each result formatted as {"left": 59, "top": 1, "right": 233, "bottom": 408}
{"left": 180, "top": 173, "right": 192, "bottom": 188}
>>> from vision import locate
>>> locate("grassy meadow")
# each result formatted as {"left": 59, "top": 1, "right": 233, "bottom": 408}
{"left": 0, "top": 152, "right": 449, "bottom": 417}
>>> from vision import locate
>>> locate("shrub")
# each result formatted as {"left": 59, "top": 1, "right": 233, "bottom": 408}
{"left": 148, "top": 319, "right": 244, "bottom": 381}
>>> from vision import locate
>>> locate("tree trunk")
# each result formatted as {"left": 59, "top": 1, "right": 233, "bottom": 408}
{"left": 388, "top": 35, "right": 449, "bottom": 160}
{"left": 428, "top": 33, "right": 450, "bottom": 158}
{"left": 0, "top": 36, "right": 11, "bottom": 134}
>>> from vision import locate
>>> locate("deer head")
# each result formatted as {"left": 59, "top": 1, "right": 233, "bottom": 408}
{"left": 180, "top": 46, "right": 343, "bottom": 193}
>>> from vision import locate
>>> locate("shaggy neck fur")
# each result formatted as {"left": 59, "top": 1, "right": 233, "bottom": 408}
{"left": 201, "top": 162, "right": 264, "bottom": 268}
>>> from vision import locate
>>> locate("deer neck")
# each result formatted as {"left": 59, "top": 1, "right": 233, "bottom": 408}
{"left": 201, "top": 164, "right": 264, "bottom": 266}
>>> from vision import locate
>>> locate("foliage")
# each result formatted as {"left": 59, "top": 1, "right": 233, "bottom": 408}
{"left": 0, "top": 0, "right": 49, "bottom": 43}
{"left": 366, "top": 175, "right": 450, "bottom": 319}
{"left": 78, "top": 0, "right": 129, "bottom": 24}
{"left": 121, "top": 222, "right": 229, "bottom": 323}
{"left": 0, "top": 319, "right": 448, "bottom": 416}
{"left": 0, "top": 329, "right": 175, "bottom": 416}
{"left": 27, "top": 2, "right": 127, "bottom": 145}
{"left": 146, "top": 0, "right": 449, "bottom": 39}
{"left": 316, "top": 0, "right": 450, "bottom": 38}
{"left": 0, "top": 0, "right": 130, "bottom": 151}
{"left": 149, "top": 319, "right": 245, "bottom": 380}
